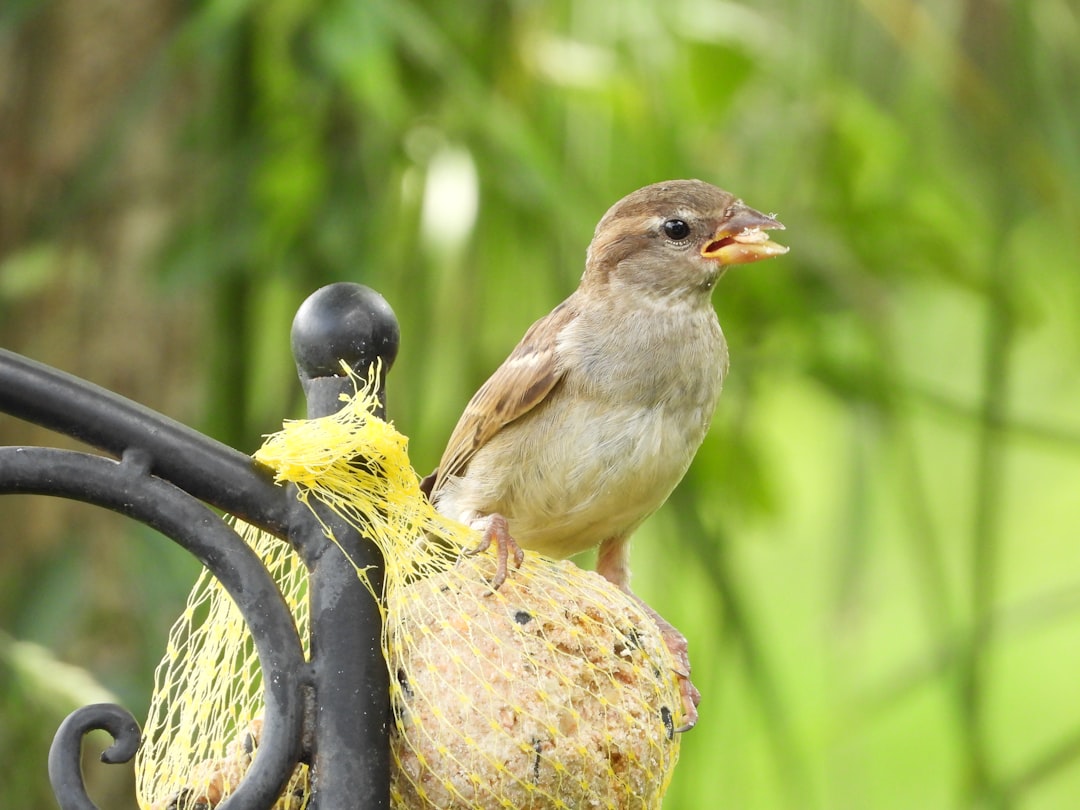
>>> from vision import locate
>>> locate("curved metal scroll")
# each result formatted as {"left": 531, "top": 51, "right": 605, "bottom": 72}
{"left": 3, "top": 446, "right": 306, "bottom": 810}
{"left": 48, "top": 704, "right": 142, "bottom": 810}
{"left": 0, "top": 282, "right": 400, "bottom": 810}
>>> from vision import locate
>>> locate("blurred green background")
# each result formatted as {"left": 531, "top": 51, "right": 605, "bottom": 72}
{"left": 2, "top": 0, "right": 1078, "bottom": 807}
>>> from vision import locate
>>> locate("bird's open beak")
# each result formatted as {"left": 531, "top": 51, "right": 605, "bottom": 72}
{"left": 701, "top": 204, "right": 789, "bottom": 265}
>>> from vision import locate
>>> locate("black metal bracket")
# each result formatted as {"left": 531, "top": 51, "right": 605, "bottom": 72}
{"left": 0, "top": 281, "right": 400, "bottom": 810}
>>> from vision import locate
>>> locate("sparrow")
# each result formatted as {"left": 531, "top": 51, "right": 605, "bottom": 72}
{"left": 423, "top": 179, "right": 788, "bottom": 731}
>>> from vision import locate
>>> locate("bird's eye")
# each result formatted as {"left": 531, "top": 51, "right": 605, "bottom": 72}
{"left": 662, "top": 219, "right": 691, "bottom": 241}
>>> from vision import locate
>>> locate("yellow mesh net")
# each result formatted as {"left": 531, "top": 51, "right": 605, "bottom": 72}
{"left": 136, "top": 366, "right": 682, "bottom": 810}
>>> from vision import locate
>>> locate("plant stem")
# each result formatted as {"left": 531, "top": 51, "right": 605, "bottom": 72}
{"left": 959, "top": 205, "right": 1016, "bottom": 809}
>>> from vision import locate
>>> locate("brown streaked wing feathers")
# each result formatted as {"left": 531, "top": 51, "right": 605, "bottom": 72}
{"left": 431, "top": 301, "right": 576, "bottom": 493}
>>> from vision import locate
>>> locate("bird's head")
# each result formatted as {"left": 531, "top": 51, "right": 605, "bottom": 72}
{"left": 583, "top": 179, "right": 788, "bottom": 300}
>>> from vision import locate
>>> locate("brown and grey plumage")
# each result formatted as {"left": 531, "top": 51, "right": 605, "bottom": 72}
{"left": 426, "top": 179, "right": 788, "bottom": 730}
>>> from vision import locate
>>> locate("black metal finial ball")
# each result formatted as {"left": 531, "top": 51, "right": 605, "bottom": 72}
{"left": 291, "top": 283, "right": 400, "bottom": 383}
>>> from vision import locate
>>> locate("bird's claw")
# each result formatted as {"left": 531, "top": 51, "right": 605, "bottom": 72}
{"left": 463, "top": 513, "right": 524, "bottom": 590}
{"left": 642, "top": 606, "right": 700, "bottom": 733}
{"left": 672, "top": 669, "right": 701, "bottom": 733}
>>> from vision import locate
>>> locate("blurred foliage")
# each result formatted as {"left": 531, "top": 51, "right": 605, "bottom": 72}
{"left": 2, "top": 0, "right": 1079, "bottom": 808}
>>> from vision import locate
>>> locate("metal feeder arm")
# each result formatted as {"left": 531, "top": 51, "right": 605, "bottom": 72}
{"left": 0, "top": 282, "right": 399, "bottom": 810}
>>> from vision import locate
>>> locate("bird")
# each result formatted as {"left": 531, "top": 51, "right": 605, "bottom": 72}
{"left": 423, "top": 179, "right": 788, "bottom": 731}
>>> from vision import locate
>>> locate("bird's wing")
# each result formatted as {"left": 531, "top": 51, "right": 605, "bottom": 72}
{"left": 431, "top": 300, "right": 576, "bottom": 492}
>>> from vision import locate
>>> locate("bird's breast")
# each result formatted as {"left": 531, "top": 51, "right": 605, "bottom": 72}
{"left": 440, "top": 302, "right": 728, "bottom": 559}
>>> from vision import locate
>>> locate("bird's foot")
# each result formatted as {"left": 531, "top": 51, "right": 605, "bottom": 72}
{"left": 664, "top": 627, "right": 701, "bottom": 733}
{"left": 463, "top": 513, "right": 525, "bottom": 590}
{"left": 636, "top": 601, "right": 700, "bottom": 732}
